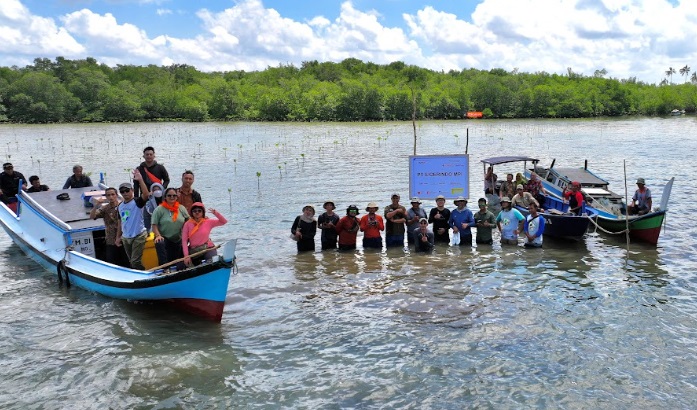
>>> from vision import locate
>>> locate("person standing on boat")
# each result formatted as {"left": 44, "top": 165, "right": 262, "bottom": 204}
{"left": 511, "top": 185, "right": 539, "bottom": 209}
{"left": 563, "top": 181, "right": 585, "bottom": 215}
{"left": 151, "top": 187, "right": 189, "bottom": 266}
{"left": 384, "top": 193, "right": 407, "bottom": 248}
{"left": 144, "top": 182, "right": 164, "bottom": 233}
{"left": 484, "top": 166, "right": 498, "bottom": 194}
{"left": 62, "top": 164, "right": 93, "bottom": 189}
{"left": 90, "top": 187, "right": 129, "bottom": 267}
{"left": 182, "top": 202, "right": 227, "bottom": 267}
{"left": 360, "top": 202, "right": 384, "bottom": 249}
{"left": 523, "top": 202, "right": 545, "bottom": 248}
{"left": 336, "top": 205, "right": 361, "bottom": 250}
{"left": 496, "top": 197, "right": 525, "bottom": 245}
{"left": 449, "top": 197, "right": 475, "bottom": 247}
{"left": 474, "top": 198, "right": 496, "bottom": 245}
{"left": 134, "top": 146, "right": 170, "bottom": 197}
{"left": 115, "top": 170, "right": 150, "bottom": 270}
{"left": 413, "top": 218, "right": 435, "bottom": 253}
{"left": 317, "top": 200, "right": 340, "bottom": 250}
{"left": 27, "top": 175, "right": 49, "bottom": 192}
{"left": 176, "top": 170, "right": 202, "bottom": 214}
{"left": 406, "top": 198, "right": 427, "bottom": 245}
{"left": 499, "top": 173, "right": 515, "bottom": 199}
{"left": 628, "top": 178, "right": 652, "bottom": 215}
{"left": 428, "top": 195, "right": 451, "bottom": 243}
{"left": 291, "top": 205, "right": 318, "bottom": 252}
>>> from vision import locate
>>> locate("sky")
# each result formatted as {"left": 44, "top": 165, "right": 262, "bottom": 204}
{"left": 2, "top": 0, "right": 696, "bottom": 84}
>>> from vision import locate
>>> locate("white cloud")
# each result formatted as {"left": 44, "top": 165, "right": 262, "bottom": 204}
{"left": 156, "top": 9, "right": 172, "bottom": 16}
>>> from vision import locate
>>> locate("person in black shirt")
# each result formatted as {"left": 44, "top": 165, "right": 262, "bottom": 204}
{"left": 0, "top": 163, "right": 27, "bottom": 201}
{"left": 62, "top": 164, "right": 93, "bottom": 189}
{"left": 27, "top": 175, "right": 50, "bottom": 193}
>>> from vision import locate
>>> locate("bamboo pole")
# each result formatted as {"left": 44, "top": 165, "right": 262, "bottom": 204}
{"left": 148, "top": 244, "right": 221, "bottom": 272}
{"left": 624, "top": 160, "right": 630, "bottom": 249}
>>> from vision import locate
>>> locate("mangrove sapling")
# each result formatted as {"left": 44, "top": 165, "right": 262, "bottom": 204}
{"left": 256, "top": 172, "right": 261, "bottom": 190}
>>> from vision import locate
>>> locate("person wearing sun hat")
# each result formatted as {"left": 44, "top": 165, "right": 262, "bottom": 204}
{"left": 318, "top": 200, "right": 340, "bottom": 250}
{"left": 448, "top": 196, "right": 475, "bottom": 247}
{"left": 628, "top": 177, "right": 652, "bottom": 215}
{"left": 182, "top": 202, "right": 228, "bottom": 266}
{"left": 291, "top": 204, "right": 317, "bottom": 252}
{"left": 496, "top": 196, "right": 525, "bottom": 245}
{"left": 428, "top": 195, "right": 451, "bottom": 243}
{"left": 406, "top": 197, "right": 427, "bottom": 244}
{"left": 360, "top": 202, "right": 384, "bottom": 249}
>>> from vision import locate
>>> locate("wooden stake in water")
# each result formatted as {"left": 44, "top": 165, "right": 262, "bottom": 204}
{"left": 624, "top": 160, "right": 630, "bottom": 249}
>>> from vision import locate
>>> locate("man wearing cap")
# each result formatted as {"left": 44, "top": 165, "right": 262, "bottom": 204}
{"left": 336, "top": 205, "right": 361, "bottom": 250}
{"left": 448, "top": 197, "right": 475, "bottom": 247}
{"left": 384, "top": 193, "right": 407, "bottom": 247}
{"left": 628, "top": 178, "right": 652, "bottom": 215}
{"left": 474, "top": 198, "right": 496, "bottom": 245}
{"left": 413, "top": 218, "right": 435, "bottom": 253}
{"left": 406, "top": 197, "right": 427, "bottom": 245}
{"left": 115, "top": 170, "right": 150, "bottom": 270}
{"left": 90, "top": 187, "right": 128, "bottom": 267}
{"left": 562, "top": 181, "right": 584, "bottom": 215}
{"left": 428, "top": 195, "right": 451, "bottom": 243}
{"left": 511, "top": 184, "right": 539, "bottom": 209}
{"left": 496, "top": 197, "right": 525, "bottom": 245}
{"left": 317, "top": 200, "right": 340, "bottom": 250}
{"left": 0, "top": 163, "right": 27, "bottom": 211}
{"left": 360, "top": 202, "right": 384, "bottom": 249}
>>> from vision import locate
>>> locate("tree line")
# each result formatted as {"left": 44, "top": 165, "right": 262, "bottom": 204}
{"left": 0, "top": 56, "right": 696, "bottom": 123}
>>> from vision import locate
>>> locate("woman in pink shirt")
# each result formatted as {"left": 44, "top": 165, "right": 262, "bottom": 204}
{"left": 182, "top": 202, "right": 228, "bottom": 266}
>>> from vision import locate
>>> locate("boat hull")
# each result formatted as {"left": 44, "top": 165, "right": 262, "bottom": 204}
{"left": 594, "top": 211, "right": 665, "bottom": 246}
{"left": 516, "top": 196, "right": 596, "bottom": 240}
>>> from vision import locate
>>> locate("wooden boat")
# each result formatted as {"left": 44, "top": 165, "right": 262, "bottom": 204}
{"left": 0, "top": 186, "right": 237, "bottom": 322}
{"left": 527, "top": 160, "right": 674, "bottom": 245}
{"left": 481, "top": 156, "right": 595, "bottom": 240}
{"left": 670, "top": 109, "right": 684, "bottom": 116}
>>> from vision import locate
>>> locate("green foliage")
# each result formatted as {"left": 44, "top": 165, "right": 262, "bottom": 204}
{"left": 0, "top": 56, "right": 696, "bottom": 123}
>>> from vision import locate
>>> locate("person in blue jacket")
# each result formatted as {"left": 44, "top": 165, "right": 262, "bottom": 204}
{"left": 448, "top": 196, "right": 475, "bottom": 247}
{"left": 523, "top": 202, "right": 545, "bottom": 248}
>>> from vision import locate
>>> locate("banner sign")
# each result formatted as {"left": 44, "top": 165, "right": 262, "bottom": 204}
{"left": 409, "top": 154, "right": 470, "bottom": 200}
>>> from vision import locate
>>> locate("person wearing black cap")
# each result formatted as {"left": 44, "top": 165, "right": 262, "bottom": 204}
{"left": 0, "top": 163, "right": 27, "bottom": 211}
{"left": 317, "top": 200, "right": 340, "bottom": 250}
{"left": 336, "top": 205, "right": 361, "bottom": 250}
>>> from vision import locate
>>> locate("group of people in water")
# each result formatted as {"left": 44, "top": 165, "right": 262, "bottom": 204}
{"left": 0, "top": 147, "right": 227, "bottom": 272}
{"left": 291, "top": 193, "right": 545, "bottom": 253}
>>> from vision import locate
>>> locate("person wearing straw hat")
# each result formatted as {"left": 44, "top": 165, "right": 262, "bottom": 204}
{"left": 318, "top": 200, "right": 340, "bottom": 250}
{"left": 496, "top": 196, "right": 525, "bottom": 245}
{"left": 336, "top": 205, "right": 361, "bottom": 250}
{"left": 428, "top": 195, "right": 451, "bottom": 243}
{"left": 628, "top": 178, "right": 652, "bottom": 215}
{"left": 406, "top": 197, "right": 427, "bottom": 244}
{"left": 360, "top": 202, "right": 384, "bottom": 249}
{"left": 291, "top": 205, "right": 317, "bottom": 252}
{"left": 448, "top": 196, "right": 475, "bottom": 247}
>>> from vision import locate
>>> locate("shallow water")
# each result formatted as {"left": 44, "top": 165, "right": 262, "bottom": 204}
{"left": 1, "top": 118, "right": 696, "bottom": 408}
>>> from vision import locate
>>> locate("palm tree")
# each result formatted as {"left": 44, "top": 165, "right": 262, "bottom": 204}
{"left": 679, "top": 65, "right": 691, "bottom": 83}
{"left": 691, "top": 72, "right": 697, "bottom": 84}
{"left": 666, "top": 67, "right": 676, "bottom": 84}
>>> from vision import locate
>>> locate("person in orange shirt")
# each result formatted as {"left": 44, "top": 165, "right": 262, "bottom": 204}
{"left": 335, "top": 205, "right": 361, "bottom": 251}
{"left": 360, "top": 202, "right": 384, "bottom": 249}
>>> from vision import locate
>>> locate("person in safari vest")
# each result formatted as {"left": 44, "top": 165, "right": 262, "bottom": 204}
{"left": 135, "top": 146, "right": 170, "bottom": 231}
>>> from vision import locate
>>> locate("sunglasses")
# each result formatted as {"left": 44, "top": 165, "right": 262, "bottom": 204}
{"left": 119, "top": 188, "right": 131, "bottom": 193}
{"left": 166, "top": 194, "right": 178, "bottom": 198}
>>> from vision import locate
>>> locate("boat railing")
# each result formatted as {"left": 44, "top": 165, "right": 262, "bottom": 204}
{"left": 18, "top": 190, "right": 72, "bottom": 232}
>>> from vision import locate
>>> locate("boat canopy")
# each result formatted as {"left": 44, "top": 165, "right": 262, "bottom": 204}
{"left": 481, "top": 156, "right": 539, "bottom": 166}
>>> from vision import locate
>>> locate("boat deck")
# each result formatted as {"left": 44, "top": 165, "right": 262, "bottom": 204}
{"left": 25, "top": 187, "right": 106, "bottom": 231}
{"left": 552, "top": 168, "right": 608, "bottom": 187}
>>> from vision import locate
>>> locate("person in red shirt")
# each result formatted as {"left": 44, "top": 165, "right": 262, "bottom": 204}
{"left": 563, "top": 181, "right": 585, "bottom": 215}
{"left": 360, "top": 202, "right": 384, "bottom": 249}
{"left": 335, "top": 205, "right": 361, "bottom": 250}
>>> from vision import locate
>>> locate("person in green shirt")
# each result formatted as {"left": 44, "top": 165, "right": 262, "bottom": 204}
{"left": 474, "top": 197, "right": 496, "bottom": 245}
{"left": 151, "top": 187, "right": 189, "bottom": 266}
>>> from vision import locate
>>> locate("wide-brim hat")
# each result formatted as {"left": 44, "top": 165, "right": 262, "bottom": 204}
{"left": 303, "top": 204, "right": 315, "bottom": 213}
{"left": 454, "top": 196, "right": 468, "bottom": 203}
{"left": 410, "top": 197, "right": 422, "bottom": 204}
{"left": 365, "top": 202, "right": 378, "bottom": 211}
{"left": 500, "top": 196, "right": 512, "bottom": 203}
{"left": 323, "top": 200, "right": 335, "bottom": 209}
{"left": 435, "top": 195, "right": 446, "bottom": 200}
{"left": 636, "top": 178, "right": 645, "bottom": 185}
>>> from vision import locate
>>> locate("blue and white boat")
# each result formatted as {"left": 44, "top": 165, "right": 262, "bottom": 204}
{"left": 0, "top": 186, "right": 237, "bottom": 322}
